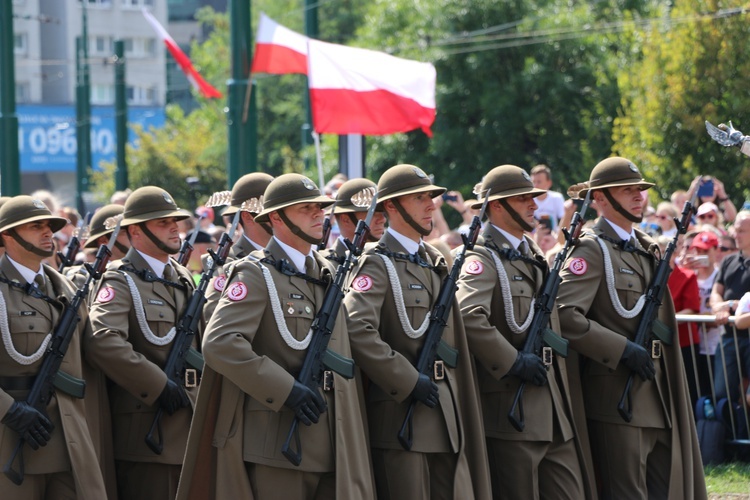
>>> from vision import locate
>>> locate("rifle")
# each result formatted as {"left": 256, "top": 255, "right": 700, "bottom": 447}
{"left": 397, "top": 191, "right": 492, "bottom": 451}
{"left": 616, "top": 198, "right": 694, "bottom": 422}
{"left": 57, "top": 212, "right": 90, "bottom": 273}
{"left": 145, "top": 192, "right": 240, "bottom": 454}
{"left": 176, "top": 213, "right": 205, "bottom": 266}
{"left": 317, "top": 201, "right": 336, "bottom": 251}
{"left": 3, "top": 215, "right": 121, "bottom": 485}
{"left": 280, "top": 189, "right": 374, "bottom": 466}
{"left": 506, "top": 189, "right": 592, "bottom": 431}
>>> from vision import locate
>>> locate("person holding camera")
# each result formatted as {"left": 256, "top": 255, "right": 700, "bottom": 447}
{"left": 688, "top": 175, "right": 737, "bottom": 224}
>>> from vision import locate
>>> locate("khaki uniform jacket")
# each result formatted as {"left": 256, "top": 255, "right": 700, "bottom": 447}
{"left": 456, "top": 226, "right": 596, "bottom": 498}
{"left": 0, "top": 257, "right": 107, "bottom": 497}
{"left": 177, "top": 239, "right": 375, "bottom": 499}
{"left": 344, "top": 233, "right": 491, "bottom": 500}
{"left": 557, "top": 219, "right": 706, "bottom": 499}
{"left": 86, "top": 248, "right": 199, "bottom": 465}
{"left": 202, "top": 234, "right": 258, "bottom": 322}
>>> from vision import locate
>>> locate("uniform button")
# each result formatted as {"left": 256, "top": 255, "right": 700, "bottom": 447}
{"left": 491, "top": 365, "right": 499, "bottom": 371}
{"left": 159, "top": 312, "right": 164, "bottom": 318}
{"left": 29, "top": 325, "right": 34, "bottom": 330}
{"left": 415, "top": 299, "right": 421, "bottom": 304}
{"left": 628, "top": 283, "right": 633, "bottom": 288}
{"left": 141, "top": 393, "right": 148, "bottom": 398}
{"left": 603, "top": 358, "right": 609, "bottom": 364}
{"left": 390, "top": 390, "right": 397, "bottom": 396}
{"left": 266, "top": 398, "right": 273, "bottom": 404}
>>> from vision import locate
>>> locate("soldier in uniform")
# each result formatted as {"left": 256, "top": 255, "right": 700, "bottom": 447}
{"left": 324, "top": 177, "right": 386, "bottom": 262}
{"left": 343, "top": 164, "right": 491, "bottom": 500}
{"left": 177, "top": 173, "right": 374, "bottom": 500}
{"left": 456, "top": 165, "right": 594, "bottom": 499}
{"left": 85, "top": 186, "right": 199, "bottom": 500}
{"left": 0, "top": 196, "right": 107, "bottom": 499}
{"left": 65, "top": 203, "right": 129, "bottom": 287}
{"left": 556, "top": 157, "right": 706, "bottom": 499}
{"left": 203, "top": 172, "right": 274, "bottom": 321}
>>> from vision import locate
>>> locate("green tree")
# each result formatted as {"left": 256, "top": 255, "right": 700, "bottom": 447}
{"left": 613, "top": 0, "right": 750, "bottom": 205}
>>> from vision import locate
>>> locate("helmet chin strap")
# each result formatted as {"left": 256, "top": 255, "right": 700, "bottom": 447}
{"left": 277, "top": 209, "right": 321, "bottom": 245}
{"left": 602, "top": 189, "right": 643, "bottom": 224}
{"left": 392, "top": 199, "right": 432, "bottom": 237}
{"left": 114, "top": 241, "right": 129, "bottom": 255}
{"left": 499, "top": 199, "right": 534, "bottom": 233}
{"left": 138, "top": 223, "right": 180, "bottom": 255}
{"left": 6, "top": 229, "right": 54, "bottom": 258}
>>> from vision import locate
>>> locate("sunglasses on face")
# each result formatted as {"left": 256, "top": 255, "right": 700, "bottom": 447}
{"left": 720, "top": 246, "right": 736, "bottom": 252}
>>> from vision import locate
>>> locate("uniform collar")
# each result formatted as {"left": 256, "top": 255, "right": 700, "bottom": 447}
{"left": 602, "top": 217, "right": 636, "bottom": 242}
{"left": 386, "top": 227, "right": 422, "bottom": 255}
{"left": 135, "top": 248, "right": 169, "bottom": 278}
{"left": 272, "top": 236, "right": 313, "bottom": 273}
{"left": 243, "top": 234, "right": 265, "bottom": 251}
{"left": 491, "top": 223, "right": 524, "bottom": 251}
{"left": 5, "top": 254, "right": 44, "bottom": 285}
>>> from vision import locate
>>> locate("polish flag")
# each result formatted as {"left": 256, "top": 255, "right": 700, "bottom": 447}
{"left": 307, "top": 39, "right": 436, "bottom": 137}
{"left": 251, "top": 13, "right": 309, "bottom": 75}
{"left": 142, "top": 9, "right": 222, "bottom": 99}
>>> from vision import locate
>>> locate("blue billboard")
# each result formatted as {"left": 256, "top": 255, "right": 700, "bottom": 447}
{"left": 17, "top": 105, "right": 165, "bottom": 173}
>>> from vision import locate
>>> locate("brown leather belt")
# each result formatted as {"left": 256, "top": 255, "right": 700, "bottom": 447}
{"left": 0, "top": 376, "right": 35, "bottom": 392}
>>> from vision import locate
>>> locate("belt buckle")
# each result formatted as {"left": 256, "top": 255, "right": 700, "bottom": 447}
{"left": 184, "top": 369, "right": 198, "bottom": 388}
{"left": 323, "top": 370, "right": 334, "bottom": 391}
{"left": 433, "top": 360, "right": 445, "bottom": 381}
{"left": 651, "top": 340, "right": 662, "bottom": 359}
{"left": 542, "top": 346, "right": 553, "bottom": 366}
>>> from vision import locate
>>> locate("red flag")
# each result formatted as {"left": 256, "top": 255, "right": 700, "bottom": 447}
{"left": 142, "top": 9, "right": 222, "bottom": 99}
{"left": 251, "top": 13, "right": 309, "bottom": 75}
{"left": 308, "top": 39, "right": 436, "bottom": 137}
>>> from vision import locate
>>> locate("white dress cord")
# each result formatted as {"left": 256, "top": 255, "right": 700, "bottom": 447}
{"left": 374, "top": 254, "right": 431, "bottom": 339}
{"left": 120, "top": 272, "right": 177, "bottom": 346}
{"left": 0, "top": 289, "right": 51, "bottom": 365}
{"left": 489, "top": 251, "right": 536, "bottom": 334}
{"left": 595, "top": 237, "right": 646, "bottom": 319}
{"left": 256, "top": 262, "right": 312, "bottom": 351}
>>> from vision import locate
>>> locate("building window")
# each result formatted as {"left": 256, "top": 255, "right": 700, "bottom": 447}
{"left": 123, "top": 37, "right": 155, "bottom": 58}
{"left": 122, "top": 0, "right": 154, "bottom": 8}
{"left": 126, "top": 85, "right": 156, "bottom": 105}
{"left": 80, "top": 0, "right": 112, "bottom": 7}
{"left": 13, "top": 33, "right": 27, "bottom": 56}
{"left": 92, "top": 84, "right": 114, "bottom": 105}
{"left": 16, "top": 82, "right": 31, "bottom": 103}
{"left": 91, "top": 36, "right": 113, "bottom": 56}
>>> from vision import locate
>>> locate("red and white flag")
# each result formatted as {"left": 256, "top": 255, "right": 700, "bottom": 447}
{"left": 142, "top": 9, "right": 222, "bottom": 99}
{"left": 251, "top": 13, "right": 309, "bottom": 75}
{"left": 308, "top": 39, "right": 436, "bottom": 137}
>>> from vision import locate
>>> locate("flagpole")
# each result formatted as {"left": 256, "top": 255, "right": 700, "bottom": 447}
{"left": 312, "top": 131, "right": 325, "bottom": 191}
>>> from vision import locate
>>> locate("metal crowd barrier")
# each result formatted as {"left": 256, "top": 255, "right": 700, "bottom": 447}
{"left": 676, "top": 314, "right": 750, "bottom": 461}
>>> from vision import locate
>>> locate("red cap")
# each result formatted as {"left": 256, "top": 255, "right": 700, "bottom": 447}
{"left": 690, "top": 231, "right": 719, "bottom": 250}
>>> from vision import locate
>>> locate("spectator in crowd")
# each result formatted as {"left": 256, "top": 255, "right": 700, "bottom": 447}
{"left": 709, "top": 211, "right": 750, "bottom": 404}
{"left": 687, "top": 175, "right": 737, "bottom": 223}
{"left": 682, "top": 231, "right": 724, "bottom": 400}
{"left": 660, "top": 234, "right": 701, "bottom": 410}
{"left": 110, "top": 189, "right": 132, "bottom": 205}
{"left": 695, "top": 203, "right": 727, "bottom": 236}
{"left": 530, "top": 164, "right": 565, "bottom": 229}
{"left": 719, "top": 234, "right": 738, "bottom": 260}
{"left": 183, "top": 230, "right": 215, "bottom": 282}
{"left": 195, "top": 206, "right": 216, "bottom": 232}
{"left": 655, "top": 202, "right": 680, "bottom": 238}
{"left": 30, "top": 189, "right": 60, "bottom": 215}
{"left": 731, "top": 293, "right": 750, "bottom": 407}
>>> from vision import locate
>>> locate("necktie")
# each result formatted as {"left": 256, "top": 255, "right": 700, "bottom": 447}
{"left": 33, "top": 274, "right": 45, "bottom": 290}
{"left": 163, "top": 265, "right": 176, "bottom": 302}
{"left": 304, "top": 256, "right": 318, "bottom": 297}
{"left": 519, "top": 241, "right": 530, "bottom": 257}
{"left": 417, "top": 246, "right": 433, "bottom": 283}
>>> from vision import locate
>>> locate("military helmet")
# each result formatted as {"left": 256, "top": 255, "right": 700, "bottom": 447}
{"left": 0, "top": 196, "right": 68, "bottom": 247}
{"left": 332, "top": 178, "right": 377, "bottom": 214}
{"left": 0, "top": 196, "right": 11, "bottom": 210}
{"left": 575, "top": 157, "right": 654, "bottom": 199}
{"left": 470, "top": 165, "right": 545, "bottom": 209}
{"left": 223, "top": 172, "right": 275, "bottom": 216}
{"left": 84, "top": 204, "right": 124, "bottom": 248}
{"left": 376, "top": 164, "right": 446, "bottom": 205}
{"left": 254, "top": 174, "right": 334, "bottom": 224}
{"left": 120, "top": 186, "right": 188, "bottom": 227}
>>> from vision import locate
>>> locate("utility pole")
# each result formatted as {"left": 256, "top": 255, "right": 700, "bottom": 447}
{"left": 227, "top": 0, "right": 257, "bottom": 188}
{"left": 302, "top": 0, "right": 317, "bottom": 172}
{"left": 75, "top": 4, "right": 92, "bottom": 215}
{"left": 0, "top": 1, "right": 21, "bottom": 196}
{"left": 114, "top": 40, "right": 128, "bottom": 191}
